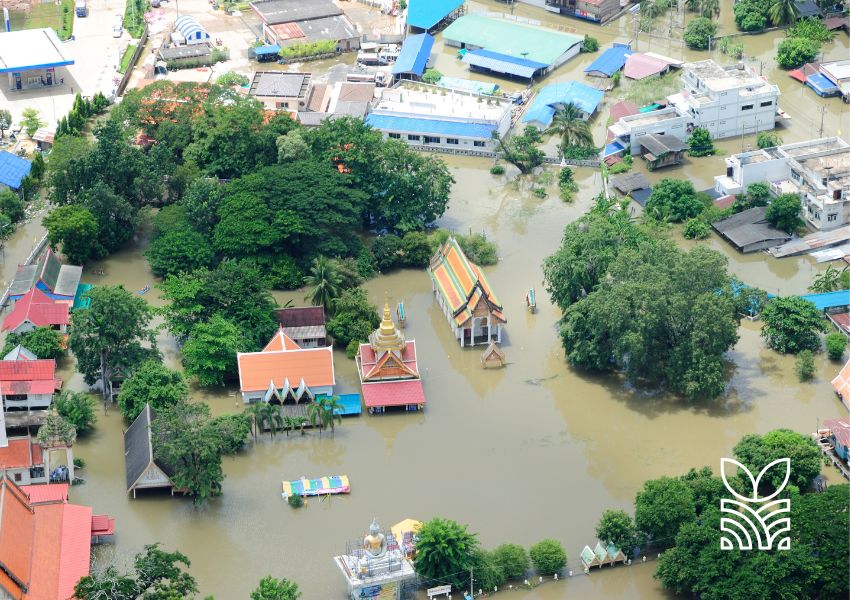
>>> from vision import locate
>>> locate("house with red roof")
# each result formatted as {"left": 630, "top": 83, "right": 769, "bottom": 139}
{"left": 832, "top": 357, "right": 850, "bottom": 413}
{"left": 823, "top": 418, "right": 850, "bottom": 462}
{"left": 0, "top": 477, "right": 114, "bottom": 600}
{"left": 0, "top": 354, "right": 59, "bottom": 412}
{"left": 0, "top": 437, "right": 46, "bottom": 485}
{"left": 237, "top": 329, "right": 335, "bottom": 407}
{"left": 1, "top": 288, "right": 70, "bottom": 335}
{"left": 427, "top": 236, "right": 505, "bottom": 347}
{"left": 356, "top": 304, "right": 425, "bottom": 414}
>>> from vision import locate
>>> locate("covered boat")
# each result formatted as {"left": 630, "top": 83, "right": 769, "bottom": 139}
{"left": 281, "top": 475, "right": 350, "bottom": 499}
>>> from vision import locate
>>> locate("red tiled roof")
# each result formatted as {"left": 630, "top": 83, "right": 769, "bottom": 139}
{"left": 714, "top": 195, "right": 736, "bottom": 210}
{"left": 362, "top": 380, "right": 426, "bottom": 408}
{"left": 0, "top": 439, "right": 43, "bottom": 469}
{"left": 2, "top": 288, "right": 69, "bottom": 333}
{"left": 358, "top": 340, "right": 420, "bottom": 380}
{"left": 237, "top": 339, "right": 335, "bottom": 392}
{"left": 831, "top": 311, "right": 850, "bottom": 334}
{"left": 54, "top": 503, "right": 92, "bottom": 600}
{"left": 91, "top": 514, "right": 115, "bottom": 536}
{"left": 824, "top": 418, "right": 850, "bottom": 449}
{"left": 262, "top": 329, "right": 302, "bottom": 352}
{"left": 19, "top": 484, "right": 68, "bottom": 504}
{"left": 0, "top": 358, "right": 55, "bottom": 380}
{"left": 832, "top": 357, "right": 850, "bottom": 401}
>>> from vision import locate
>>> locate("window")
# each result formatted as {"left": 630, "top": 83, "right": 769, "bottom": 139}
{"left": 13, "top": 473, "right": 21, "bottom": 482}
{"left": 388, "top": 133, "right": 400, "bottom": 139}
{"left": 407, "top": 134, "right": 420, "bottom": 141}
{"left": 473, "top": 140, "right": 485, "bottom": 147}
{"left": 828, "top": 213, "right": 837, "bottom": 222}
{"left": 742, "top": 104, "right": 753, "bottom": 111}
{"left": 446, "top": 138, "right": 459, "bottom": 145}
{"left": 760, "top": 100, "right": 773, "bottom": 107}
{"left": 424, "top": 136, "right": 440, "bottom": 144}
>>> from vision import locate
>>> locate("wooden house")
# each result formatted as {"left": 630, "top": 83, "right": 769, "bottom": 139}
{"left": 823, "top": 418, "right": 850, "bottom": 461}
{"left": 277, "top": 306, "right": 327, "bottom": 348}
{"left": 428, "top": 237, "right": 505, "bottom": 347}
{"left": 832, "top": 357, "right": 850, "bottom": 412}
{"left": 124, "top": 404, "right": 175, "bottom": 498}
{"left": 636, "top": 133, "right": 686, "bottom": 170}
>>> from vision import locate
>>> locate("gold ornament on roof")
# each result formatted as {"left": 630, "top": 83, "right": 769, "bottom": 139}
{"left": 371, "top": 302, "right": 405, "bottom": 352}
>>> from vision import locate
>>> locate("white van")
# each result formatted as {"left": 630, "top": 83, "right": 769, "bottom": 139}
{"left": 113, "top": 13, "right": 123, "bottom": 38}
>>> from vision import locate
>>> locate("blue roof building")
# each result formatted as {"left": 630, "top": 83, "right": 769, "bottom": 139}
{"left": 407, "top": 0, "right": 464, "bottom": 32}
{"left": 799, "top": 290, "right": 850, "bottom": 311}
{"left": 174, "top": 16, "right": 211, "bottom": 45}
{"left": 0, "top": 151, "right": 32, "bottom": 191}
{"left": 392, "top": 33, "right": 434, "bottom": 79}
{"left": 463, "top": 49, "right": 548, "bottom": 80}
{"left": 522, "top": 81, "right": 604, "bottom": 129}
{"left": 584, "top": 43, "right": 632, "bottom": 77}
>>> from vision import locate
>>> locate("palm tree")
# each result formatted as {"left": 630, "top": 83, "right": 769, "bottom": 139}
{"left": 262, "top": 403, "right": 284, "bottom": 439}
{"left": 544, "top": 103, "right": 593, "bottom": 155}
{"left": 245, "top": 403, "right": 265, "bottom": 440}
{"left": 304, "top": 256, "right": 341, "bottom": 313}
{"left": 809, "top": 265, "right": 849, "bottom": 293}
{"left": 307, "top": 396, "right": 344, "bottom": 436}
{"left": 699, "top": 0, "right": 719, "bottom": 17}
{"left": 768, "top": 0, "right": 800, "bottom": 25}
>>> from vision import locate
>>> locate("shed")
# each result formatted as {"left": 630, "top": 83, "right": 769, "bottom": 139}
{"left": 124, "top": 404, "right": 175, "bottom": 498}
{"left": 157, "top": 44, "right": 212, "bottom": 68}
{"left": 392, "top": 33, "right": 434, "bottom": 78}
{"left": 636, "top": 133, "right": 687, "bottom": 170}
{"left": 522, "top": 81, "right": 604, "bottom": 128}
{"left": 251, "top": 44, "right": 281, "bottom": 62}
{"left": 584, "top": 43, "right": 631, "bottom": 77}
{"left": 712, "top": 206, "right": 791, "bottom": 253}
{"left": 32, "top": 128, "right": 55, "bottom": 151}
{"left": 481, "top": 342, "right": 505, "bottom": 368}
{"left": 174, "top": 16, "right": 211, "bottom": 45}
{"left": 463, "top": 49, "right": 547, "bottom": 80}
{"left": 407, "top": 0, "right": 464, "bottom": 32}
{"left": 277, "top": 306, "right": 327, "bottom": 348}
{"left": 0, "top": 151, "right": 31, "bottom": 191}
{"left": 611, "top": 172, "right": 651, "bottom": 195}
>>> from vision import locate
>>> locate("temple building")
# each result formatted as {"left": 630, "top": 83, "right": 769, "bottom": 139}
{"left": 356, "top": 304, "right": 425, "bottom": 414}
{"left": 427, "top": 237, "right": 505, "bottom": 347}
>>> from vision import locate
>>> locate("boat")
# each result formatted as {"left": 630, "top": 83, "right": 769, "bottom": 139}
{"left": 526, "top": 287, "right": 536, "bottom": 313}
{"left": 137, "top": 285, "right": 151, "bottom": 295}
{"left": 396, "top": 302, "right": 406, "bottom": 329}
{"left": 281, "top": 475, "right": 350, "bottom": 499}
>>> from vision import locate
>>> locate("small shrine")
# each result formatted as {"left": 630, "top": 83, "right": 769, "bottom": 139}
{"left": 580, "top": 542, "right": 628, "bottom": 570}
{"left": 36, "top": 406, "right": 76, "bottom": 483}
{"left": 481, "top": 341, "right": 506, "bottom": 369}
{"left": 356, "top": 304, "right": 425, "bottom": 414}
{"left": 334, "top": 517, "right": 416, "bottom": 600}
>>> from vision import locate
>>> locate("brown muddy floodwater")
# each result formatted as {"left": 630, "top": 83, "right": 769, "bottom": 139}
{"left": 4, "top": 4, "right": 848, "bottom": 598}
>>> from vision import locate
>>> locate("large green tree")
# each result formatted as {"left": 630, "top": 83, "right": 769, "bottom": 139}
{"left": 490, "top": 543, "right": 529, "bottom": 580}
{"left": 43, "top": 205, "right": 102, "bottom": 265}
{"left": 732, "top": 429, "right": 821, "bottom": 492}
{"left": 776, "top": 37, "right": 820, "bottom": 69}
{"left": 82, "top": 182, "right": 137, "bottom": 254}
{"left": 595, "top": 509, "right": 638, "bottom": 551}
{"left": 251, "top": 576, "right": 301, "bottom": 600}
{"left": 326, "top": 287, "right": 380, "bottom": 357}
{"left": 117, "top": 360, "right": 189, "bottom": 421}
{"left": 146, "top": 226, "right": 215, "bottom": 278}
{"left": 645, "top": 179, "right": 705, "bottom": 222}
{"left": 684, "top": 17, "right": 717, "bottom": 49}
{"left": 528, "top": 539, "right": 567, "bottom": 575}
{"left": 181, "top": 315, "right": 243, "bottom": 387}
{"left": 414, "top": 518, "right": 480, "bottom": 591}
{"left": 69, "top": 286, "right": 158, "bottom": 402}
{"left": 54, "top": 390, "right": 98, "bottom": 435}
{"left": 768, "top": 0, "right": 800, "bottom": 25}
{"left": 635, "top": 476, "right": 696, "bottom": 542}
{"left": 760, "top": 296, "right": 826, "bottom": 353}
{"left": 2, "top": 326, "right": 65, "bottom": 360}
{"left": 766, "top": 194, "right": 803, "bottom": 232}
{"left": 304, "top": 256, "right": 341, "bottom": 312}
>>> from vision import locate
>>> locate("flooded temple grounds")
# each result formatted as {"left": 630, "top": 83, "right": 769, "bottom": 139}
{"left": 2, "top": 1, "right": 848, "bottom": 597}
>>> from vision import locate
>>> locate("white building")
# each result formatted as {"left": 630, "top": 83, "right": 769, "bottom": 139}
{"left": 714, "top": 137, "right": 850, "bottom": 231}
{"left": 667, "top": 60, "right": 781, "bottom": 140}
{"left": 606, "top": 107, "right": 691, "bottom": 155}
{"left": 364, "top": 82, "right": 513, "bottom": 153}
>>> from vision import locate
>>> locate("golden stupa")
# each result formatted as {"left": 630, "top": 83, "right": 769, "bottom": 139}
{"left": 370, "top": 303, "right": 405, "bottom": 353}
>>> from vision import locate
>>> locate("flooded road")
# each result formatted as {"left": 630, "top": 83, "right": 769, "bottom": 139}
{"left": 5, "top": 4, "right": 848, "bottom": 599}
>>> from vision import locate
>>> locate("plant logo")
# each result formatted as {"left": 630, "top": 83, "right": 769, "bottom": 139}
{"left": 719, "top": 458, "right": 791, "bottom": 551}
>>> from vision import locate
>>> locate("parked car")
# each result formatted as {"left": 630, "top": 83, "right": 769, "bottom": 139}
{"left": 113, "top": 13, "right": 123, "bottom": 38}
{"left": 75, "top": 0, "right": 87, "bottom": 17}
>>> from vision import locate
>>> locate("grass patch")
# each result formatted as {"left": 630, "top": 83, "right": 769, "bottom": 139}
{"left": 124, "top": 0, "right": 150, "bottom": 39}
{"left": 622, "top": 71, "right": 681, "bottom": 107}
{"left": 118, "top": 44, "right": 138, "bottom": 74}
{"left": 9, "top": 0, "right": 75, "bottom": 40}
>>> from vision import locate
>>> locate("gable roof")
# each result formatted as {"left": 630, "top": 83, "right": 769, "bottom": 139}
{"left": 262, "top": 329, "right": 302, "bottom": 352}
{"left": 237, "top": 335, "right": 335, "bottom": 392}
{"left": 250, "top": 0, "right": 341, "bottom": 25}
{"left": 832, "top": 357, "right": 850, "bottom": 400}
{"left": 0, "top": 438, "right": 43, "bottom": 469}
{"left": 358, "top": 340, "right": 420, "bottom": 381}
{"left": 19, "top": 484, "right": 69, "bottom": 504}
{"left": 824, "top": 418, "right": 850, "bottom": 448}
{"left": 392, "top": 33, "right": 434, "bottom": 76}
{"left": 584, "top": 43, "right": 632, "bottom": 77}
{"left": 0, "top": 358, "right": 56, "bottom": 395}
{"left": 9, "top": 249, "right": 82, "bottom": 298}
{"left": 2, "top": 288, "right": 70, "bottom": 332}
{"left": 428, "top": 237, "right": 504, "bottom": 327}
{"left": 278, "top": 306, "right": 325, "bottom": 328}
{"left": 361, "top": 379, "right": 426, "bottom": 408}
{"left": 3, "top": 345, "right": 37, "bottom": 361}
{"left": 637, "top": 133, "right": 687, "bottom": 155}
{"left": 0, "top": 151, "right": 31, "bottom": 189}
{"left": 522, "top": 81, "right": 604, "bottom": 127}
{"left": 624, "top": 52, "right": 672, "bottom": 80}
{"left": 124, "top": 404, "right": 174, "bottom": 492}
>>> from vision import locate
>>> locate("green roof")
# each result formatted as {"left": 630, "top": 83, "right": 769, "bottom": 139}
{"left": 442, "top": 14, "right": 583, "bottom": 66}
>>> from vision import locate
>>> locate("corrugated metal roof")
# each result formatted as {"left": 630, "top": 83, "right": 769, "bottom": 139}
{"left": 799, "top": 290, "right": 850, "bottom": 311}
{"left": 463, "top": 49, "right": 545, "bottom": 79}
{"left": 407, "top": 0, "right": 463, "bottom": 30}
{"left": 521, "top": 81, "right": 604, "bottom": 127}
{"left": 624, "top": 53, "right": 670, "bottom": 80}
{"left": 584, "top": 43, "right": 631, "bottom": 77}
{"left": 365, "top": 113, "right": 496, "bottom": 139}
{"left": 392, "top": 33, "right": 434, "bottom": 76}
{"left": 0, "top": 151, "right": 31, "bottom": 190}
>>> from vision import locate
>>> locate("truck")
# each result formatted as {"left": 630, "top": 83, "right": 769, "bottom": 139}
{"left": 75, "top": 0, "right": 87, "bottom": 17}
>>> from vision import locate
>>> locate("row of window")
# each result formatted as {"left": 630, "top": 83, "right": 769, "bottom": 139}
{"left": 741, "top": 101, "right": 773, "bottom": 111}
{"left": 386, "top": 133, "right": 486, "bottom": 147}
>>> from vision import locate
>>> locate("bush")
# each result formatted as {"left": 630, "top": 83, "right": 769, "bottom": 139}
{"left": 489, "top": 165, "right": 505, "bottom": 175}
{"left": 826, "top": 332, "right": 848, "bottom": 361}
{"left": 766, "top": 194, "right": 803, "bottom": 233}
{"left": 216, "top": 72, "right": 249, "bottom": 86}
{"left": 757, "top": 131, "right": 782, "bottom": 149}
{"left": 776, "top": 37, "right": 820, "bottom": 70}
{"left": 529, "top": 539, "right": 566, "bottom": 575}
{"left": 491, "top": 544, "right": 529, "bottom": 580}
{"left": 609, "top": 160, "right": 631, "bottom": 174}
{"left": 0, "top": 190, "right": 25, "bottom": 223}
{"left": 788, "top": 17, "right": 836, "bottom": 43}
{"left": 683, "top": 218, "right": 711, "bottom": 239}
{"left": 684, "top": 17, "right": 717, "bottom": 50}
{"left": 371, "top": 234, "right": 404, "bottom": 271}
{"left": 734, "top": 0, "right": 767, "bottom": 32}
{"left": 795, "top": 350, "right": 815, "bottom": 382}
{"left": 260, "top": 255, "right": 304, "bottom": 290}
{"left": 687, "top": 127, "right": 715, "bottom": 157}
{"left": 532, "top": 187, "right": 547, "bottom": 198}
{"left": 582, "top": 35, "right": 599, "bottom": 52}
{"left": 287, "top": 494, "right": 304, "bottom": 508}
{"left": 117, "top": 360, "right": 189, "bottom": 421}
{"left": 279, "top": 39, "right": 336, "bottom": 60}
{"left": 54, "top": 390, "right": 98, "bottom": 435}
{"left": 73, "top": 457, "right": 86, "bottom": 469}
{"left": 422, "top": 68, "right": 443, "bottom": 84}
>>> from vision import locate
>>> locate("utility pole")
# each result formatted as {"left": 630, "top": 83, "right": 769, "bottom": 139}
{"left": 819, "top": 106, "right": 826, "bottom": 138}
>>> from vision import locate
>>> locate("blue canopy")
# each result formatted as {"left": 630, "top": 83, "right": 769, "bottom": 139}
{"left": 407, "top": 0, "right": 464, "bottom": 30}
{"left": 522, "top": 81, "right": 604, "bottom": 127}
{"left": 799, "top": 290, "right": 850, "bottom": 311}
{"left": 392, "top": 33, "right": 434, "bottom": 76}
{"left": 0, "top": 151, "right": 31, "bottom": 190}
{"left": 463, "top": 48, "right": 547, "bottom": 79}
{"left": 584, "top": 43, "right": 632, "bottom": 77}
{"left": 253, "top": 44, "right": 281, "bottom": 56}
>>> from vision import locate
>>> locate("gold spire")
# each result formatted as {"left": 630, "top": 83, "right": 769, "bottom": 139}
{"left": 372, "top": 302, "right": 405, "bottom": 352}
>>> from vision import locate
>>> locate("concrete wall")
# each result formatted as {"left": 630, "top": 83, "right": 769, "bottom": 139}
{"left": 3, "top": 392, "right": 52, "bottom": 411}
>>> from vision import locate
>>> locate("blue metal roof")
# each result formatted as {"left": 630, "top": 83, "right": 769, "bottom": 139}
{"left": 407, "top": 0, "right": 464, "bottom": 30}
{"left": 584, "top": 43, "right": 632, "bottom": 77}
{"left": 0, "top": 151, "right": 31, "bottom": 190}
{"left": 799, "top": 290, "right": 850, "bottom": 311}
{"left": 253, "top": 44, "right": 281, "bottom": 56}
{"left": 175, "top": 15, "right": 210, "bottom": 42}
{"left": 806, "top": 73, "right": 839, "bottom": 96}
{"left": 521, "top": 81, "right": 604, "bottom": 127}
{"left": 463, "top": 48, "right": 548, "bottom": 79}
{"left": 365, "top": 113, "right": 496, "bottom": 139}
{"left": 392, "top": 33, "right": 434, "bottom": 76}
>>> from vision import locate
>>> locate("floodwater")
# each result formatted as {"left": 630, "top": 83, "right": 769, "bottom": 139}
{"left": 4, "top": 3, "right": 849, "bottom": 599}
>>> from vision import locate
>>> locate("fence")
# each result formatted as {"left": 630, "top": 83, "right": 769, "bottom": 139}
{"left": 408, "top": 143, "right": 601, "bottom": 167}
{"left": 0, "top": 233, "right": 48, "bottom": 309}
{"left": 116, "top": 25, "right": 149, "bottom": 97}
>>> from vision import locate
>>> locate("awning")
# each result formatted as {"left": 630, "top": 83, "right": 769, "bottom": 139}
{"left": 253, "top": 44, "right": 281, "bottom": 56}
{"left": 392, "top": 33, "right": 434, "bottom": 76}
{"left": 463, "top": 49, "right": 547, "bottom": 79}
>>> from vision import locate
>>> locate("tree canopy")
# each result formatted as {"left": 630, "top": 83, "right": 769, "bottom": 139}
{"left": 684, "top": 17, "right": 717, "bottom": 49}
{"left": 182, "top": 315, "right": 242, "bottom": 387}
{"left": 645, "top": 179, "right": 705, "bottom": 222}
{"left": 414, "top": 518, "right": 480, "bottom": 591}
{"left": 251, "top": 576, "right": 301, "bottom": 600}
{"left": 731, "top": 429, "right": 821, "bottom": 492}
{"left": 766, "top": 194, "right": 803, "bottom": 233}
{"left": 760, "top": 296, "right": 827, "bottom": 353}
{"left": 117, "top": 360, "right": 189, "bottom": 421}
{"left": 2, "top": 327, "right": 65, "bottom": 360}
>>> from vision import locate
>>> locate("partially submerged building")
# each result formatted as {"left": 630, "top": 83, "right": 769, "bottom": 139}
{"left": 714, "top": 137, "right": 850, "bottom": 231}
{"left": 605, "top": 107, "right": 690, "bottom": 157}
{"left": 819, "top": 59, "right": 850, "bottom": 101}
{"left": 832, "top": 358, "right": 850, "bottom": 411}
{"left": 277, "top": 306, "right": 327, "bottom": 348}
{"left": 522, "top": 81, "right": 604, "bottom": 129}
{"left": 9, "top": 248, "right": 82, "bottom": 306}
{"left": 365, "top": 82, "right": 512, "bottom": 152}
{"left": 248, "top": 71, "right": 311, "bottom": 112}
{"left": 250, "top": 0, "right": 360, "bottom": 51}
{"left": 428, "top": 237, "right": 505, "bottom": 347}
{"left": 406, "top": 0, "right": 464, "bottom": 33}
{"left": 542, "top": 0, "right": 623, "bottom": 24}
{"left": 1, "top": 288, "right": 70, "bottom": 335}
{"left": 584, "top": 43, "right": 632, "bottom": 78}
{"left": 623, "top": 52, "right": 682, "bottom": 80}
{"left": 712, "top": 206, "right": 791, "bottom": 253}
{"left": 0, "top": 151, "right": 31, "bottom": 193}
{"left": 0, "top": 437, "right": 45, "bottom": 485}
{"left": 0, "top": 354, "right": 59, "bottom": 413}
{"left": 822, "top": 418, "right": 849, "bottom": 461}
{"left": 636, "top": 133, "right": 687, "bottom": 170}
{"left": 391, "top": 33, "right": 434, "bottom": 81}
{"left": 125, "top": 404, "right": 176, "bottom": 498}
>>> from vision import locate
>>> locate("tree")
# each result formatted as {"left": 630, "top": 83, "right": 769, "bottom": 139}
{"left": 43, "top": 205, "right": 102, "bottom": 265}
{"left": 326, "top": 287, "right": 380, "bottom": 356}
{"left": 151, "top": 402, "right": 226, "bottom": 504}
{"left": 20, "top": 107, "right": 45, "bottom": 137}
{"left": 683, "top": 17, "right": 717, "bottom": 50}
{"left": 472, "top": 549, "right": 506, "bottom": 591}
{"left": 422, "top": 68, "right": 443, "bottom": 84}
{"left": 687, "top": 127, "right": 714, "bottom": 157}
{"left": 683, "top": 218, "right": 711, "bottom": 239}
{"left": 209, "top": 413, "right": 251, "bottom": 453}
{"left": 760, "top": 296, "right": 826, "bottom": 353}
{"left": 276, "top": 129, "right": 310, "bottom": 163}
{"left": 766, "top": 193, "right": 803, "bottom": 232}
{"left": 756, "top": 131, "right": 782, "bottom": 149}
{"left": 635, "top": 476, "right": 695, "bottom": 541}
{"left": 528, "top": 539, "right": 566, "bottom": 575}
{"left": 399, "top": 231, "right": 433, "bottom": 267}
{"left": 493, "top": 126, "right": 544, "bottom": 175}
{"left": 595, "top": 509, "right": 637, "bottom": 551}
{"left": 69, "top": 286, "right": 158, "bottom": 402}
{"left": 826, "top": 332, "right": 847, "bottom": 361}
{"left": 732, "top": 429, "right": 822, "bottom": 492}
{"left": 45, "top": 133, "right": 93, "bottom": 204}
{"left": 0, "top": 190, "right": 25, "bottom": 223}
{"left": 544, "top": 103, "right": 593, "bottom": 152}
{"left": 216, "top": 71, "right": 249, "bottom": 86}
{"left": 182, "top": 315, "right": 243, "bottom": 386}
{"left": 490, "top": 543, "right": 529, "bottom": 580}
{"left": 54, "top": 390, "right": 97, "bottom": 435}
{"left": 414, "top": 518, "right": 480, "bottom": 591}
{"left": 182, "top": 177, "right": 224, "bottom": 236}
{"left": 146, "top": 227, "right": 215, "bottom": 278}
{"left": 2, "top": 326, "right": 65, "bottom": 360}
{"left": 776, "top": 37, "right": 819, "bottom": 69}
{"left": 795, "top": 349, "right": 815, "bottom": 381}
{"left": 82, "top": 182, "right": 137, "bottom": 254}
{"left": 0, "top": 109, "right": 10, "bottom": 138}
{"left": 734, "top": 182, "right": 771, "bottom": 213}
{"left": 117, "top": 360, "right": 189, "bottom": 421}
{"left": 788, "top": 17, "right": 836, "bottom": 42}
{"left": 307, "top": 395, "right": 343, "bottom": 435}
{"left": 74, "top": 544, "right": 198, "bottom": 600}
{"left": 371, "top": 234, "right": 403, "bottom": 271}
{"left": 769, "top": 0, "right": 800, "bottom": 25}
{"left": 304, "top": 256, "right": 341, "bottom": 312}
{"left": 251, "top": 576, "right": 301, "bottom": 600}
{"left": 809, "top": 264, "right": 848, "bottom": 293}
{"left": 645, "top": 178, "right": 704, "bottom": 222}
{"left": 582, "top": 35, "right": 599, "bottom": 52}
